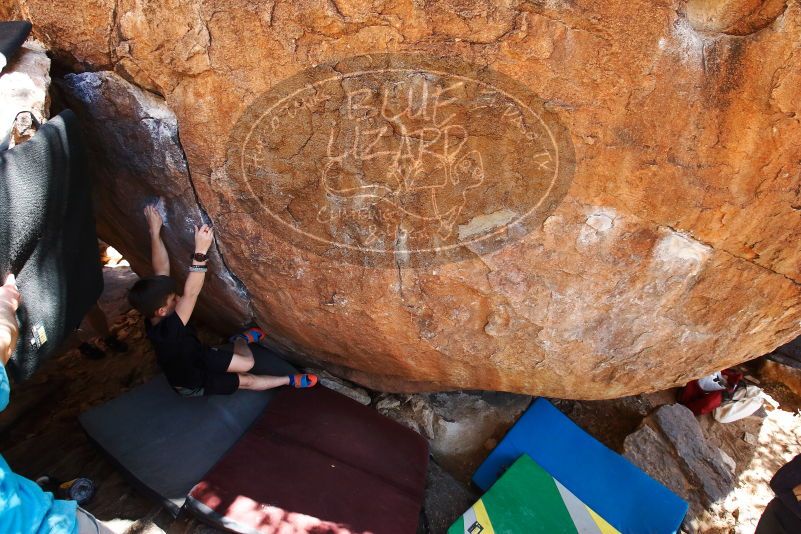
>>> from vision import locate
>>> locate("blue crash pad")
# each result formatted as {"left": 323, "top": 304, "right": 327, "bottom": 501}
{"left": 472, "top": 398, "right": 688, "bottom": 534}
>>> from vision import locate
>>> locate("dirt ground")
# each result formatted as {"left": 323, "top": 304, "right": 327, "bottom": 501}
{"left": 1, "top": 263, "right": 800, "bottom": 533}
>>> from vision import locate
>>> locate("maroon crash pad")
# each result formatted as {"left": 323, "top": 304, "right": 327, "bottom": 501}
{"left": 186, "top": 386, "right": 429, "bottom": 534}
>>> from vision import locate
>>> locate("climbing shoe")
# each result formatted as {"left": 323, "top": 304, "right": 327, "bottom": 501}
{"left": 288, "top": 374, "right": 318, "bottom": 389}
{"left": 230, "top": 326, "right": 266, "bottom": 344}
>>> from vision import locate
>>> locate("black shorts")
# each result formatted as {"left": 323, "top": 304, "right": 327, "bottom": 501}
{"left": 200, "top": 347, "right": 239, "bottom": 395}
{"left": 200, "top": 346, "right": 235, "bottom": 373}
{"left": 201, "top": 371, "right": 239, "bottom": 396}
{"left": 173, "top": 347, "right": 239, "bottom": 397}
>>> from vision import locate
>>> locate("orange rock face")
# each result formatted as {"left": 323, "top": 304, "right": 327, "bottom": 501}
{"left": 6, "top": 0, "right": 801, "bottom": 398}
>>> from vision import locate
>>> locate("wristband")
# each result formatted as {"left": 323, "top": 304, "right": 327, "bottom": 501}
{"left": 188, "top": 265, "right": 208, "bottom": 273}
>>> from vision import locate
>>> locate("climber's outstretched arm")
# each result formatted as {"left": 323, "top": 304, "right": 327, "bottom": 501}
{"left": 144, "top": 203, "right": 169, "bottom": 276}
{"left": 175, "top": 224, "right": 213, "bottom": 325}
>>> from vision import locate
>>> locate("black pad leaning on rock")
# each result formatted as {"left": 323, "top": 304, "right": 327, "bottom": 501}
{"left": 79, "top": 345, "right": 297, "bottom": 516}
{"left": 0, "top": 110, "right": 104, "bottom": 380}
{"left": 0, "top": 21, "right": 31, "bottom": 73}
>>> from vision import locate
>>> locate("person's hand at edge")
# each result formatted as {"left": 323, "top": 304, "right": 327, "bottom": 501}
{"left": 144, "top": 202, "right": 164, "bottom": 236}
{"left": 194, "top": 224, "right": 214, "bottom": 255}
{"left": 0, "top": 274, "right": 21, "bottom": 365}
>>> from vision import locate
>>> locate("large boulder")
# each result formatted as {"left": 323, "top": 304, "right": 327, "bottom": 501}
{"left": 5, "top": 0, "right": 801, "bottom": 398}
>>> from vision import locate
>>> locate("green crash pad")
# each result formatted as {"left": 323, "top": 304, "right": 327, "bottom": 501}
{"left": 450, "top": 455, "right": 619, "bottom": 534}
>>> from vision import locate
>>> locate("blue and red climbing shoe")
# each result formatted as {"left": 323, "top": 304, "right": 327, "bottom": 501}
{"left": 229, "top": 326, "right": 266, "bottom": 344}
{"left": 288, "top": 374, "right": 318, "bottom": 389}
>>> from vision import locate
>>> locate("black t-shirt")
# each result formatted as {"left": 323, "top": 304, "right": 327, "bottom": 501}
{"left": 144, "top": 313, "right": 206, "bottom": 390}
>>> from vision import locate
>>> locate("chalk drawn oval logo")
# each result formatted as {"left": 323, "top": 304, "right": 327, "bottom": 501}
{"left": 228, "top": 54, "right": 575, "bottom": 267}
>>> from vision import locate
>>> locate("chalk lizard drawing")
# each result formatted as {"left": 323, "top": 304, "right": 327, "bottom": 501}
{"left": 319, "top": 83, "right": 485, "bottom": 240}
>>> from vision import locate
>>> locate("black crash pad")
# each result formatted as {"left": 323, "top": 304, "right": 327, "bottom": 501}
{"left": 0, "top": 110, "right": 103, "bottom": 380}
{"left": 79, "top": 345, "right": 297, "bottom": 515}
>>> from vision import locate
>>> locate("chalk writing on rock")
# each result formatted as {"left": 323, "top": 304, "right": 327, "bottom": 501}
{"left": 228, "top": 54, "right": 575, "bottom": 268}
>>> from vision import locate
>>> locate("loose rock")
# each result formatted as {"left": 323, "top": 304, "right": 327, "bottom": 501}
{"left": 653, "top": 404, "right": 735, "bottom": 504}
{"left": 759, "top": 359, "right": 801, "bottom": 399}
{"left": 376, "top": 391, "right": 531, "bottom": 480}
{"left": 306, "top": 368, "right": 372, "bottom": 405}
{"left": 624, "top": 403, "right": 741, "bottom": 532}
{"left": 418, "top": 459, "right": 479, "bottom": 534}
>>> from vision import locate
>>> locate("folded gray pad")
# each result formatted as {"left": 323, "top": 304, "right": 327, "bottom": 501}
{"left": 79, "top": 345, "right": 297, "bottom": 515}
{"left": 0, "top": 110, "right": 103, "bottom": 380}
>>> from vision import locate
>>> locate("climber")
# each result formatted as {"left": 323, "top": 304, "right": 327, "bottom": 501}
{"left": 127, "top": 201, "right": 317, "bottom": 396}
